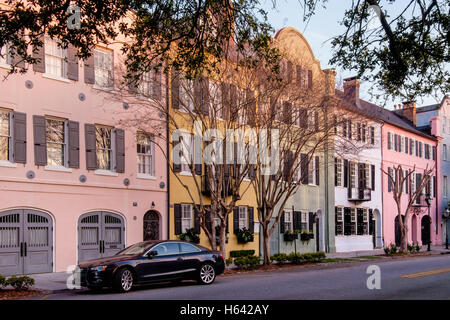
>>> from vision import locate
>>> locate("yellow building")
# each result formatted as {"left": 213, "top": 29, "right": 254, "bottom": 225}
{"left": 166, "top": 72, "right": 260, "bottom": 258}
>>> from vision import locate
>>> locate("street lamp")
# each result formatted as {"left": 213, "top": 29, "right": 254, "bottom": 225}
{"left": 443, "top": 208, "right": 450, "bottom": 250}
{"left": 425, "top": 194, "right": 432, "bottom": 252}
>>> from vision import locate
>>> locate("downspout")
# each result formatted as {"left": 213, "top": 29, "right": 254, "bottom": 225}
{"left": 380, "top": 121, "right": 385, "bottom": 248}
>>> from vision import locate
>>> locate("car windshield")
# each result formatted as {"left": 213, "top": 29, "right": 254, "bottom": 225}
{"left": 115, "top": 242, "right": 153, "bottom": 256}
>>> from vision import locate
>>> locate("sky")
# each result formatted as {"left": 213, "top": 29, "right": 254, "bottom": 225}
{"left": 260, "top": 0, "right": 443, "bottom": 109}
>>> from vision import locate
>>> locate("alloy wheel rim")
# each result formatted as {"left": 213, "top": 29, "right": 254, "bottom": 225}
{"left": 200, "top": 264, "right": 215, "bottom": 283}
{"left": 121, "top": 270, "right": 133, "bottom": 291}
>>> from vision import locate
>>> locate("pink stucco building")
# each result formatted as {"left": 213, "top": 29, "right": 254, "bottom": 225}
{"left": 0, "top": 37, "right": 167, "bottom": 275}
{"left": 380, "top": 102, "right": 441, "bottom": 247}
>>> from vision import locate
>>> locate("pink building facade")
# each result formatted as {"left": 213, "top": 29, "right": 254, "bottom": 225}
{"left": 381, "top": 103, "right": 441, "bottom": 247}
{"left": 0, "top": 38, "right": 168, "bottom": 275}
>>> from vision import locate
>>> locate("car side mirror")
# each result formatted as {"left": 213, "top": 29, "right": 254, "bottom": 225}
{"left": 146, "top": 250, "right": 157, "bottom": 258}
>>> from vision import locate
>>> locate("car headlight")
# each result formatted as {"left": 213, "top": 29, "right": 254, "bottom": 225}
{"left": 90, "top": 265, "right": 108, "bottom": 272}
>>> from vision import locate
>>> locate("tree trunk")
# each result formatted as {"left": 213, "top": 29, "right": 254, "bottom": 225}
{"left": 219, "top": 223, "right": 227, "bottom": 259}
{"left": 262, "top": 223, "right": 271, "bottom": 265}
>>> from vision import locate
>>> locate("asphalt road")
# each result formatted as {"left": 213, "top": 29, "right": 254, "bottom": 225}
{"left": 39, "top": 254, "right": 450, "bottom": 300}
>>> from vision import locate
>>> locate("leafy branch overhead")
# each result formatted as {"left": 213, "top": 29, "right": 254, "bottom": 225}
{"left": 0, "top": 0, "right": 280, "bottom": 78}
{"left": 301, "top": 0, "right": 449, "bottom": 102}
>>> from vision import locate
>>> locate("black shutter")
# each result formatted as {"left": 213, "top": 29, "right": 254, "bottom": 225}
{"left": 32, "top": 35, "right": 45, "bottom": 73}
{"left": 335, "top": 158, "right": 338, "bottom": 186}
{"left": 68, "top": 121, "right": 80, "bottom": 168}
{"left": 33, "top": 115, "right": 47, "bottom": 166}
{"left": 410, "top": 139, "right": 414, "bottom": 155}
{"left": 315, "top": 156, "right": 320, "bottom": 185}
{"left": 280, "top": 211, "right": 285, "bottom": 233}
{"left": 83, "top": 52, "right": 95, "bottom": 84}
{"left": 405, "top": 137, "right": 409, "bottom": 154}
{"left": 12, "top": 112, "right": 26, "bottom": 164}
{"left": 371, "top": 164, "right": 375, "bottom": 191}
{"left": 246, "top": 89, "right": 256, "bottom": 126}
{"left": 66, "top": 45, "right": 79, "bottom": 81}
{"left": 301, "top": 153, "right": 308, "bottom": 184}
{"left": 171, "top": 70, "right": 180, "bottom": 109}
{"left": 343, "top": 159, "right": 349, "bottom": 187}
{"left": 308, "top": 212, "right": 314, "bottom": 232}
{"left": 248, "top": 207, "right": 254, "bottom": 231}
{"left": 387, "top": 132, "right": 391, "bottom": 149}
{"left": 315, "top": 111, "right": 319, "bottom": 131}
{"left": 233, "top": 207, "right": 239, "bottom": 233}
{"left": 299, "top": 109, "right": 307, "bottom": 128}
{"left": 194, "top": 205, "right": 201, "bottom": 234}
{"left": 205, "top": 206, "right": 212, "bottom": 233}
{"left": 283, "top": 101, "right": 291, "bottom": 125}
{"left": 174, "top": 204, "right": 182, "bottom": 235}
{"left": 308, "top": 70, "right": 313, "bottom": 89}
{"left": 388, "top": 168, "right": 392, "bottom": 192}
{"left": 433, "top": 176, "right": 436, "bottom": 198}
{"left": 294, "top": 211, "right": 302, "bottom": 231}
{"left": 114, "top": 128, "right": 125, "bottom": 173}
{"left": 84, "top": 124, "right": 97, "bottom": 170}
{"left": 152, "top": 68, "right": 162, "bottom": 101}
{"left": 200, "top": 77, "right": 210, "bottom": 115}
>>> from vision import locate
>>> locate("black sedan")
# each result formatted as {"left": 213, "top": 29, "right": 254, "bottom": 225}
{"left": 74, "top": 240, "right": 225, "bottom": 292}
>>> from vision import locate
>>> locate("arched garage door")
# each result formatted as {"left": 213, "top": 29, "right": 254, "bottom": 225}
{"left": 78, "top": 212, "right": 125, "bottom": 263}
{"left": 0, "top": 209, "right": 53, "bottom": 276}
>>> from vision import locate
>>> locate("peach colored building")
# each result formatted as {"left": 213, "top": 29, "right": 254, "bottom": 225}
{"left": 381, "top": 102, "right": 441, "bottom": 247}
{"left": 0, "top": 38, "right": 167, "bottom": 275}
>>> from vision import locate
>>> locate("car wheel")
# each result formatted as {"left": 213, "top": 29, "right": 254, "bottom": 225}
{"left": 197, "top": 263, "right": 216, "bottom": 285}
{"left": 114, "top": 268, "right": 134, "bottom": 292}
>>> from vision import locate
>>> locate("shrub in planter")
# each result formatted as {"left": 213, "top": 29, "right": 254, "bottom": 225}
{"left": 179, "top": 228, "right": 200, "bottom": 244}
{"left": 7, "top": 275, "right": 34, "bottom": 291}
{"left": 233, "top": 255, "right": 260, "bottom": 270}
{"left": 236, "top": 228, "right": 254, "bottom": 244}
{"left": 0, "top": 274, "right": 6, "bottom": 289}
{"left": 414, "top": 242, "right": 421, "bottom": 252}
{"left": 300, "top": 233, "right": 310, "bottom": 241}
{"left": 384, "top": 243, "right": 398, "bottom": 256}
{"left": 313, "top": 251, "right": 326, "bottom": 261}
{"left": 283, "top": 230, "right": 299, "bottom": 242}
{"left": 225, "top": 258, "right": 234, "bottom": 266}
{"left": 270, "top": 253, "right": 288, "bottom": 264}
{"left": 230, "top": 250, "right": 255, "bottom": 258}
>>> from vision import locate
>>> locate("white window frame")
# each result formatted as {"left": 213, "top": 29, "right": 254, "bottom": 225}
{"left": 137, "top": 132, "right": 155, "bottom": 177}
{"left": 45, "top": 117, "right": 68, "bottom": 168}
{"left": 350, "top": 162, "right": 356, "bottom": 189}
{"left": 180, "top": 134, "right": 193, "bottom": 174}
{"left": 284, "top": 209, "right": 293, "bottom": 232}
{"left": 0, "top": 109, "right": 13, "bottom": 163}
{"left": 44, "top": 36, "right": 67, "bottom": 79}
{"left": 179, "top": 78, "right": 194, "bottom": 113}
{"left": 94, "top": 47, "right": 114, "bottom": 89}
{"left": 181, "top": 204, "right": 193, "bottom": 233}
{"left": 365, "top": 163, "right": 370, "bottom": 189}
{"left": 301, "top": 212, "right": 309, "bottom": 232}
{"left": 238, "top": 206, "right": 248, "bottom": 230}
{"left": 444, "top": 176, "right": 448, "bottom": 199}
{"left": 336, "top": 158, "right": 342, "bottom": 187}
{"left": 335, "top": 207, "right": 343, "bottom": 236}
{"left": 95, "top": 125, "right": 114, "bottom": 171}
{"left": 0, "top": 43, "right": 12, "bottom": 68}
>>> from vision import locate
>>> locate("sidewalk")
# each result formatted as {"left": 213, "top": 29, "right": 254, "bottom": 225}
{"left": 327, "top": 245, "right": 450, "bottom": 259}
{"left": 28, "top": 271, "right": 73, "bottom": 293}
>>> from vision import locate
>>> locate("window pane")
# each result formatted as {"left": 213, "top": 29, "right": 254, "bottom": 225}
{"left": 0, "top": 111, "right": 9, "bottom": 161}
{"left": 154, "top": 243, "right": 180, "bottom": 256}
{"left": 94, "top": 49, "right": 113, "bottom": 87}
{"left": 180, "top": 243, "right": 200, "bottom": 253}
{"left": 96, "top": 126, "right": 112, "bottom": 170}
{"left": 46, "top": 119, "right": 65, "bottom": 166}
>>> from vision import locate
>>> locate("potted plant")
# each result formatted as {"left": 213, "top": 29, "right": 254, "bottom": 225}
{"left": 179, "top": 228, "right": 200, "bottom": 244}
{"left": 236, "top": 228, "right": 254, "bottom": 244}
{"left": 283, "top": 229, "right": 299, "bottom": 242}
{"left": 300, "top": 230, "right": 311, "bottom": 242}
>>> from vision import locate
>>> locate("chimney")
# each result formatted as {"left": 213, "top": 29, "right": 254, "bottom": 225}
{"left": 343, "top": 77, "right": 360, "bottom": 101}
{"left": 400, "top": 101, "right": 417, "bottom": 126}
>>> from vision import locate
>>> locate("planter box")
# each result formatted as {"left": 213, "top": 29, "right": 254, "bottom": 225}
{"left": 308, "top": 233, "right": 314, "bottom": 240}
{"left": 283, "top": 233, "right": 298, "bottom": 242}
{"left": 300, "top": 233, "right": 310, "bottom": 241}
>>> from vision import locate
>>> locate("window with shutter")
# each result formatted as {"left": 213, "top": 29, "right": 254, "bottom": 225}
{"left": 335, "top": 207, "right": 343, "bottom": 236}
{"left": 45, "top": 117, "right": 66, "bottom": 167}
{"left": 0, "top": 109, "right": 12, "bottom": 162}
{"left": 44, "top": 36, "right": 67, "bottom": 78}
{"left": 94, "top": 48, "right": 113, "bottom": 88}
{"left": 114, "top": 128, "right": 125, "bottom": 173}
{"left": 181, "top": 204, "right": 193, "bottom": 233}
{"left": 33, "top": 115, "right": 47, "bottom": 166}
{"left": 335, "top": 158, "right": 342, "bottom": 186}
{"left": 387, "top": 132, "right": 392, "bottom": 149}
{"left": 85, "top": 124, "right": 97, "bottom": 170}
{"left": 95, "top": 125, "right": 112, "bottom": 170}
{"left": 283, "top": 209, "right": 292, "bottom": 232}
{"left": 137, "top": 132, "right": 154, "bottom": 176}
{"left": 67, "top": 120, "right": 79, "bottom": 169}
